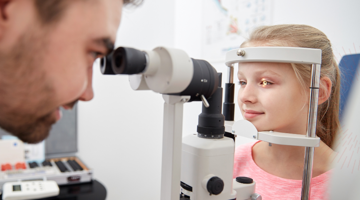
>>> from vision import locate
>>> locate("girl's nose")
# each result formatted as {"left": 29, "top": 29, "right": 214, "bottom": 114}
{"left": 239, "top": 84, "right": 257, "bottom": 104}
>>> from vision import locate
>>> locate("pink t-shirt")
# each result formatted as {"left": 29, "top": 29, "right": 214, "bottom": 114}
{"left": 233, "top": 141, "right": 331, "bottom": 200}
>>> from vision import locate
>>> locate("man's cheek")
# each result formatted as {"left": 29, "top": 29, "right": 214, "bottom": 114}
{"left": 59, "top": 75, "right": 88, "bottom": 103}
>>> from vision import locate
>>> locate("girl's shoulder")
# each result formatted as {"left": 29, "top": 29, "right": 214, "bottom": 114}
{"left": 233, "top": 141, "right": 259, "bottom": 178}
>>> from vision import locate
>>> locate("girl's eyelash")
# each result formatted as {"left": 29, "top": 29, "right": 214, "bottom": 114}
{"left": 260, "top": 80, "right": 273, "bottom": 86}
{"left": 238, "top": 81, "right": 247, "bottom": 85}
{"left": 237, "top": 80, "right": 273, "bottom": 86}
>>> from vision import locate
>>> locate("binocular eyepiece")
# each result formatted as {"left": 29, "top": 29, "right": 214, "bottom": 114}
{"left": 100, "top": 47, "right": 147, "bottom": 75}
{"left": 100, "top": 46, "right": 219, "bottom": 102}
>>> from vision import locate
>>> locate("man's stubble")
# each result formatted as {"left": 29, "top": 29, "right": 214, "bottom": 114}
{"left": 0, "top": 28, "right": 57, "bottom": 143}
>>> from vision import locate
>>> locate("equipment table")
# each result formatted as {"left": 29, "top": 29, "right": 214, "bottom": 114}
{"left": 0, "top": 180, "right": 106, "bottom": 200}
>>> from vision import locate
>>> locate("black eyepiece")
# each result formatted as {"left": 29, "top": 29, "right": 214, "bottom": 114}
{"left": 111, "top": 47, "right": 147, "bottom": 75}
{"left": 100, "top": 52, "right": 116, "bottom": 75}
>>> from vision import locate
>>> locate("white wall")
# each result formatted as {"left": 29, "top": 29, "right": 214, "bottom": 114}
{"left": 174, "top": 0, "right": 251, "bottom": 147}
{"left": 77, "top": 1, "right": 175, "bottom": 199}
{"left": 272, "top": 0, "right": 360, "bottom": 61}
{"left": 77, "top": 0, "right": 360, "bottom": 199}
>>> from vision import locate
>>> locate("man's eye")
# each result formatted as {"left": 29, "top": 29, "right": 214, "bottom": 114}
{"left": 90, "top": 51, "right": 103, "bottom": 59}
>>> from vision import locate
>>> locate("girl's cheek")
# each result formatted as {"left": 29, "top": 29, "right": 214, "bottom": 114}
{"left": 237, "top": 89, "right": 244, "bottom": 103}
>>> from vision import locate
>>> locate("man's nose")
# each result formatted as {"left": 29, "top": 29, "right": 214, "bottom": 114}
{"left": 79, "top": 84, "right": 94, "bottom": 101}
{"left": 79, "top": 69, "right": 94, "bottom": 101}
{"left": 239, "top": 84, "right": 257, "bottom": 104}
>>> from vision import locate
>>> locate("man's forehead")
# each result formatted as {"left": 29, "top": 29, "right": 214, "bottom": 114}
{"left": 61, "top": 0, "right": 122, "bottom": 42}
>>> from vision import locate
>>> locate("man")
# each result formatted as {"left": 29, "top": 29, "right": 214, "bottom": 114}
{"left": 0, "top": 0, "right": 141, "bottom": 143}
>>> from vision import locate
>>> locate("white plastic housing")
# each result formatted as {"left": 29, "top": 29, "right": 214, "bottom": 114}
{"left": 129, "top": 74, "right": 149, "bottom": 90}
{"left": 128, "top": 47, "right": 193, "bottom": 93}
{"left": 181, "top": 134, "right": 254, "bottom": 200}
{"left": 225, "top": 47, "right": 322, "bottom": 66}
{"left": 148, "top": 47, "right": 195, "bottom": 93}
{"left": 258, "top": 131, "right": 320, "bottom": 147}
{"left": 0, "top": 140, "right": 25, "bottom": 166}
{"left": 2, "top": 181, "right": 59, "bottom": 200}
{"left": 232, "top": 179, "right": 256, "bottom": 200}
{"left": 232, "top": 120, "right": 320, "bottom": 147}
{"left": 224, "top": 121, "right": 234, "bottom": 134}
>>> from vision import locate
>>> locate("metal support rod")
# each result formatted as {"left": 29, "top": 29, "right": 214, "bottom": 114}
{"left": 227, "top": 65, "right": 234, "bottom": 83}
{"left": 223, "top": 65, "right": 235, "bottom": 121}
{"left": 301, "top": 64, "right": 321, "bottom": 200}
{"left": 161, "top": 95, "right": 189, "bottom": 200}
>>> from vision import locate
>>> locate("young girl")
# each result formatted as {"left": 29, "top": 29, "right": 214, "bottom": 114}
{"left": 233, "top": 24, "right": 340, "bottom": 200}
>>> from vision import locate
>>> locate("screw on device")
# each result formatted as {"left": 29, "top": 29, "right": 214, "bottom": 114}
{"left": 237, "top": 49, "right": 246, "bottom": 57}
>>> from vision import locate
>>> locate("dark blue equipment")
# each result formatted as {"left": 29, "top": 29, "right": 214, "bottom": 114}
{"left": 338, "top": 54, "right": 360, "bottom": 121}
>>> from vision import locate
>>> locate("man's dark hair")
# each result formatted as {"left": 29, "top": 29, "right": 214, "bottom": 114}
{"left": 34, "top": 0, "right": 143, "bottom": 25}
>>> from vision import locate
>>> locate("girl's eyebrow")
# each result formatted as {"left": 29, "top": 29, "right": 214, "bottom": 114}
{"left": 238, "top": 69, "right": 281, "bottom": 78}
{"left": 255, "top": 70, "right": 281, "bottom": 77}
{"left": 237, "top": 71, "right": 245, "bottom": 77}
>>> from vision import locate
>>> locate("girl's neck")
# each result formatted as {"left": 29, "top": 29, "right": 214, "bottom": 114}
{"left": 252, "top": 140, "right": 334, "bottom": 179}
{"left": 255, "top": 141, "right": 306, "bottom": 164}
{"left": 263, "top": 120, "right": 310, "bottom": 162}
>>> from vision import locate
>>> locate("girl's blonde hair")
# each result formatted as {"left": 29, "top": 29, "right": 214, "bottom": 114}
{"left": 241, "top": 24, "right": 340, "bottom": 148}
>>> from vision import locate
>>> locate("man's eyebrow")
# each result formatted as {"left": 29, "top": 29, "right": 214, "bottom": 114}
{"left": 94, "top": 38, "right": 115, "bottom": 55}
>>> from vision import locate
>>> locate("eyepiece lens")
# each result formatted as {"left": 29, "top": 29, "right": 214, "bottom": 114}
{"left": 100, "top": 53, "right": 116, "bottom": 75}
{"left": 114, "top": 52, "right": 123, "bottom": 69}
{"left": 100, "top": 57, "right": 105, "bottom": 73}
{"left": 100, "top": 57, "right": 105, "bottom": 67}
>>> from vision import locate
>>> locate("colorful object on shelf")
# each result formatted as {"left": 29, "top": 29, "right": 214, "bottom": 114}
{"left": 1, "top": 163, "right": 12, "bottom": 171}
{"left": 15, "top": 162, "right": 27, "bottom": 170}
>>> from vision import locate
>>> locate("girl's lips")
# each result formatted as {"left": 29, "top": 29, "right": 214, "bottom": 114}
{"left": 243, "top": 110, "right": 264, "bottom": 119}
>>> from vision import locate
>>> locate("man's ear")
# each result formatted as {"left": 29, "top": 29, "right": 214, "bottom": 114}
{"left": 0, "top": 1, "right": 10, "bottom": 19}
{"left": 0, "top": 0, "right": 11, "bottom": 37}
{"left": 0, "top": 0, "right": 11, "bottom": 20}
{"left": 0, "top": 0, "right": 36, "bottom": 45}
{"left": 318, "top": 77, "right": 332, "bottom": 105}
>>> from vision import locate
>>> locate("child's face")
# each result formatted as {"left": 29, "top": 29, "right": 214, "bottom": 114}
{"left": 237, "top": 62, "right": 309, "bottom": 134}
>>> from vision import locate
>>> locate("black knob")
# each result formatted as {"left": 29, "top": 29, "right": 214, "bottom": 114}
{"left": 236, "top": 176, "right": 253, "bottom": 184}
{"left": 206, "top": 176, "right": 224, "bottom": 195}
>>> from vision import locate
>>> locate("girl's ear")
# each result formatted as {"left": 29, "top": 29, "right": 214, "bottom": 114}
{"left": 318, "top": 77, "right": 332, "bottom": 105}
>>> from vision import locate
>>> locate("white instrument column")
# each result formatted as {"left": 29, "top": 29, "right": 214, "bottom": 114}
{"left": 161, "top": 95, "right": 190, "bottom": 200}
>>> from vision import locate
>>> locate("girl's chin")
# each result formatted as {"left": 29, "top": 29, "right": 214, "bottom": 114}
{"left": 251, "top": 123, "right": 273, "bottom": 132}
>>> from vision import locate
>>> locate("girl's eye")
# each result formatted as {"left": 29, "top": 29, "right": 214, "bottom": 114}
{"left": 238, "top": 81, "right": 247, "bottom": 86}
{"left": 260, "top": 80, "right": 273, "bottom": 86}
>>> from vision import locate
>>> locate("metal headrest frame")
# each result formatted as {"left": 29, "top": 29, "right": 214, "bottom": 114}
{"left": 225, "top": 47, "right": 322, "bottom": 200}
{"left": 225, "top": 47, "right": 321, "bottom": 66}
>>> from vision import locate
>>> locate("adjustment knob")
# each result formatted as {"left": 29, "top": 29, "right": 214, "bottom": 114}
{"left": 236, "top": 176, "right": 253, "bottom": 184}
{"left": 206, "top": 176, "right": 224, "bottom": 195}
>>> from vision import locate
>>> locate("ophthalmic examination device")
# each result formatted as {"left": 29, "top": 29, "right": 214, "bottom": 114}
{"left": 100, "top": 45, "right": 323, "bottom": 200}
